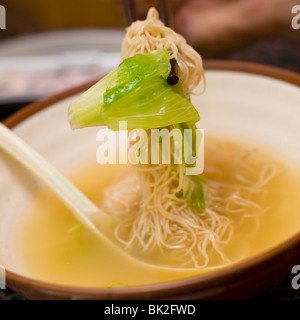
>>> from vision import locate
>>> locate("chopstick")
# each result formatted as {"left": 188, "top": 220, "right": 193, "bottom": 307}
{"left": 158, "top": 0, "right": 179, "bottom": 85}
{"left": 159, "top": 0, "right": 168, "bottom": 26}
{"left": 123, "top": 0, "right": 168, "bottom": 27}
{"left": 167, "top": 58, "right": 179, "bottom": 86}
{"left": 123, "top": 0, "right": 179, "bottom": 86}
{"left": 123, "top": 0, "right": 137, "bottom": 25}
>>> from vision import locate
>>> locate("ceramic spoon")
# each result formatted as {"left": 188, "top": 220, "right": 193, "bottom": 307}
{"left": 0, "top": 122, "right": 175, "bottom": 269}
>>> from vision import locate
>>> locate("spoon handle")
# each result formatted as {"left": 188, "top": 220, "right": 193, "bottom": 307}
{"left": 0, "top": 123, "right": 196, "bottom": 270}
{"left": 0, "top": 122, "right": 107, "bottom": 232}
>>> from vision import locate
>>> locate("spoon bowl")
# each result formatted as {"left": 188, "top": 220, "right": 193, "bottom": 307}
{"left": 0, "top": 111, "right": 195, "bottom": 271}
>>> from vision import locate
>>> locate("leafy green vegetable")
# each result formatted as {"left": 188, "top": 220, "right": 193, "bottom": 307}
{"left": 107, "top": 282, "right": 129, "bottom": 288}
{"left": 68, "top": 224, "right": 85, "bottom": 234}
{"left": 172, "top": 122, "right": 206, "bottom": 212}
{"left": 68, "top": 49, "right": 206, "bottom": 212}
{"left": 68, "top": 50, "right": 199, "bottom": 131}
{"left": 173, "top": 121, "right": 201, "bottom": 165}
{"left": 181, "top": 175, "right": 207, "bottom": 211}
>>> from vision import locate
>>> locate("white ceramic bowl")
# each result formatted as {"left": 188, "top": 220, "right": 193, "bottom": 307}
{"left": 1, "top": 61, "right": 300, "bottom": 299}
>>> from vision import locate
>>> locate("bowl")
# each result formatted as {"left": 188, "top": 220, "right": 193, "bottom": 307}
{"left": 1, "top": 60, "right": 300, "bottom": 300}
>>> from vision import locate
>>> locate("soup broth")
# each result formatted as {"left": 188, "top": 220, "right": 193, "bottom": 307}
{"left": 14, "top": 136, "right": 300, "bottom": 287}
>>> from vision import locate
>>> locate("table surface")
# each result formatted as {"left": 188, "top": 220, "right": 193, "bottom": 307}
{"left": 1, "top": 37, "right": 300, "bottom": 300}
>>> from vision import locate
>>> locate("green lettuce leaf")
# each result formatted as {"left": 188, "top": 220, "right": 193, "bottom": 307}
{"left": 68, "top": 50, "right": 199, "bottom": 131}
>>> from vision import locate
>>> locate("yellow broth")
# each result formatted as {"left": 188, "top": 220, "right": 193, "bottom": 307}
{"left": 14, "top": 137, "right": 300, "bottom": 287}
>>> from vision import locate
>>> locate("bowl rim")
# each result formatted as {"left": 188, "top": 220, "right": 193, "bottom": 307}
{"left": 3, "top": 59, "right": 300, "bottom": 298}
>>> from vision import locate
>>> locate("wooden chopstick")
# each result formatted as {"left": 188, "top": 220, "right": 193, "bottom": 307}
{"left": 123, "top": 0, "right": 179, "bottom": 86}
{"left": 159, "top": 0, "right": 168, "bottom": 26}
{"left": 158, "top": 0, "right": 179, "bottom": 85}
{"left": 123, "top": 0, "right": 137, "bottom": 26}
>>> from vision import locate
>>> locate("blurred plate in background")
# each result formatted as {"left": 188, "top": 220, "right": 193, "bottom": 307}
{"left": 0, "top": 29, "right": 124, "bottom": 113}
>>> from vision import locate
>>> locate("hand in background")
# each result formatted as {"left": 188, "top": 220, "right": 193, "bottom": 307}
{"left": 172, "top": 0, "right": 299, "bottom": 54}
{"left": 137, "top": 0, "right": 299, "bottom": 54}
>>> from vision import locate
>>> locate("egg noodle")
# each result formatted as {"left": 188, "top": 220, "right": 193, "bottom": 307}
{"left": 121, "top": 7, "right": 204, "bottom": 94}
{"left": 101, "top": 8, "right": 279, "bottom": 268}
